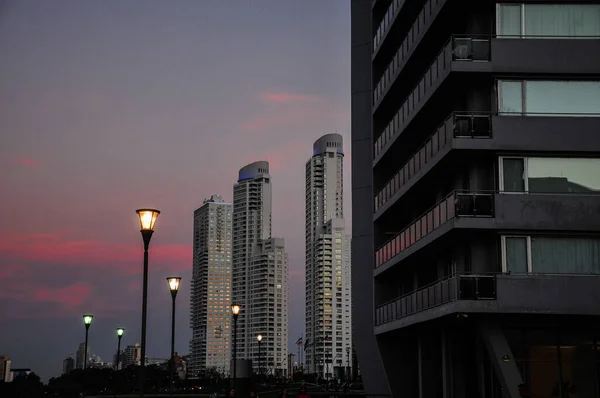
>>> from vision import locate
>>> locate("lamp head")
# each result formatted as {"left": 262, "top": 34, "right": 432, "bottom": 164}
{"left": 231, "top": 304, "right": 241, "bottom": 317}
{"left": 117, "top": 328, "right": 125, "bottom": 337}
{"left": 167, "top": 277, "right": 182, "bottom": 292}
{"left": 135, "top": 209, "right": 160, "bottom": 231}
{"left": 257, "top": 334, "right": 263, "bottom": 342}
{"left": 83, "top": 314, "right": 93, "bottom": 326}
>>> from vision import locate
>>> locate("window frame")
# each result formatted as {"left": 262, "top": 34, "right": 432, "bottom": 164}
{"left": 501, "top": 235, "right": 532, "bottom": 273}
{"left": 498, "top": 156, "right": 528, "bottom": 193}
{"left": 498, "top": 79, "right": 525, "bottom": 115}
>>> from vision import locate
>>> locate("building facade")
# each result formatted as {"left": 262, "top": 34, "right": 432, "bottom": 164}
{"left": 122, "top": 344, "right": 141, "bottom": 368}
{"left": 305, "top": 134, "right": 353, "bottom": 378}
{"left": 189, "top": 194, "right": 233, "bottom": 378}
{"left": 75, "top": 342, "right": 90, "bottom": 370}
{"left": 352, "top": 1, "right": 600, "bottom": 397}
{"left": 62, "top": 355, "right": 74, "bottom": 375}
{"left": 0, "top": 355, "right": 11, "bottom": 382}
{"left": 248, "top": 237, "right": 289, "bottom": 375}
{"left": 232, "top": 161, "right": 288, "bottom": 375}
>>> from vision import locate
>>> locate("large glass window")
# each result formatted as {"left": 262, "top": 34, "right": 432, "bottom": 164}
{"left": 497, "top": 4, "right": 600, "bottom": 38}
{"left": 500, "top": 157, "right": 600, "bottom": 193}
{"left": 504, "top": 328, "right": 599, "bottom": 398}
{"left": 501, "top": 235, "right": 600, "bottom": 274}
{"left": 498, "top": 80, "right": 600, "bottom": 116}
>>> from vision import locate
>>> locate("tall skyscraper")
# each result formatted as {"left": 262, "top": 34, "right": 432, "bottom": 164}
{"left": 62, "top": 355, "right": 74, "bottom": 375}
{"left": 352, "top": 1, "right": 600, "bottom": 397}
{"left": 305, "top": 134, "right": 352, "bottom": 377}
{"left": 75, "top": 342, "right": 90, "bottom": 369}
{"left": 189, "top": 194, "right": 233, "bottom": 378}
{"left": 0, "top": 355, "right": 11, "bottom": 382}
{"left": 232, "top": 161, "right": 289, "bottom": 375}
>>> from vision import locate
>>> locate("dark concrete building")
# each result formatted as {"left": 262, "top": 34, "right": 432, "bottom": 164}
{"left": 351, "top": 1, "right": 600, "bottom": 397}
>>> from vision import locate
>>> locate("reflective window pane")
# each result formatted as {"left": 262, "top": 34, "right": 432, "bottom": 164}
{"left": 499, "top": 81, "right": 523, "bottom": 115}
{"left": 502, "top": 158, "right": 525, "bottom": 192}
{"left": 505, "top": 237, "right": 528, "bottom": 273}
{"left": 498, "top": 4, "right": 522, "bottom": 37}
{"left": 525, "top": 80, "right": 600, "bottom": 116}
{"left": 527, "top": 157, "right": 600, "bottom": 193}
{"left": 524, "top": 4, "right": 600, "bottom": 38}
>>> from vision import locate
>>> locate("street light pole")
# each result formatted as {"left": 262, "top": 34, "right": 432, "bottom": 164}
{"left": 116, "top": 328, "right": 125, "bottom": 370}
{"left": 135, "top": 208, "right": 160, "bottom": 398}
{"left": 82, "top": 314, "right": 93, "bottom": 398}
{"left": 167, "top": 277, "right": 182, "bottom": 398}
{"left": 257, "top": 335, "right": 263, "bottom": 386}
{"left": 231, "top": 305, "right": 240, "bottom": 392}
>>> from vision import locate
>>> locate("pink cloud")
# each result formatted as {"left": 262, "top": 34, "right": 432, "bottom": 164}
{"left": 15, "top": 157, "right": 39, "bottom": 167}
{"left": 262, "top": 92, "right": 323, "bottom": 104}
{"left": 35, "top": 282, "right": 92, "bottom": 308}
{"left": 0, "top": 233, "right": 191, "bottom": 275}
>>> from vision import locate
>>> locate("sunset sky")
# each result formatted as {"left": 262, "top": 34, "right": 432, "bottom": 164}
{"left": 0, "top": 0, "right": 351, "bottom": 381}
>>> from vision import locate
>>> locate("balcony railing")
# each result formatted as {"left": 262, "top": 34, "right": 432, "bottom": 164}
{"left": 374, "top": 35, "right": 491, "bottom": 109}
{"left": 375, "top": 191, "right": 494, "bottom": 268}
{"left": 374, "top": 112, "right": 492, "bottom": 213}
{"left": 375, "top": 273, "right": 497, "bottom": 326}
{"left": 373, "top": 0, "right": 403, "bottom": 54}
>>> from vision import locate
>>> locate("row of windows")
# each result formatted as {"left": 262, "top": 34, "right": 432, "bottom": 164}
{"left": 499, "top": 157, "right": 600, "bottom": 193}
{"left": 501, "top": 236, "right": 600, "bottom": 274}
{"left": 497, "top": 3, "right": 600, "bottom": 38}
{"left": 498, "top": 80, "right": 600, "bottom": 116}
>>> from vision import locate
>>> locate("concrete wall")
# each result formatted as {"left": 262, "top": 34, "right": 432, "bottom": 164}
{"left": 351, "top": 0, "right": 389, "bottom": 395}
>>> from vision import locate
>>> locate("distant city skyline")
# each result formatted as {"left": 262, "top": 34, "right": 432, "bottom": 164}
{"left": 0, "top": 0, "right": 351, "bottom": 381}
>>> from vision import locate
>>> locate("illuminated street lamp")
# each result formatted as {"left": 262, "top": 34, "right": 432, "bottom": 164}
{"left": 82, "top": 314, "right": 93, "bottom": 398}
{"left": 116, "top": 328, "right": 125, "bottom": 371}
{"left": 257, "top": 334, "right": 263, "bottom": 384}
{"left": 135, "top": 208, "right": 160, "bottom": 397}
{"left": 83, "top": 315, "right": 93, "bottom": 370}
{"left": 231, "top": 305, "right": 241, "bottom": 391}
{"left": 167, "top": 277, "right": 182, "bottom": 398}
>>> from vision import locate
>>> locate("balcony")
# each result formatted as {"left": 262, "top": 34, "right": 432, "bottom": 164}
{"left": 373, "top": 0, "right": 448, "bottom": 61}
{"left": 375, "top": 273, "right": 600, "bottom": 333}
{"left": 373, "top": 36, "right": 491, "bottom": 163}
{"left": 374, "top": 34, "right": 491, "bottom": 110}
{"left": 375, "top": 273, "right": 497, "bottom": 326}
{"left": 372, "top": 0, "right": 403, "bottom": 56}
{"left": 374, "top": 112, "right": 492, "bottom": 215}
{"left": 375, "top": 191, "right": 494, "bottom": 268}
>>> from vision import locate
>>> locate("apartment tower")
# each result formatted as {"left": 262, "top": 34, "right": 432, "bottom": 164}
{"left": 232, "top": 161, "right": 289, "bottom": 375}
{"left": 189, "top": 194, "right": 233, "bottom": 378}
{"left": 305, "top": 134, "right": 352, "bottom": 378}
{"left": 352, "top": 1, "right": 600, "bottom": 397}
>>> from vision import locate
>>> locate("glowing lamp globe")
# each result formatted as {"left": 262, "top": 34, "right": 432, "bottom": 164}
{"left": 231, "top": 304, "right": 241, "bottom": 316}
{"left": 167, "top": 277, "right": 182, "bottom": 292}
{"left": 83, "top": 314, "right": 94, "bottom": 326}
{"left": 135, "top": 209, "right": 160, "bottom": 231}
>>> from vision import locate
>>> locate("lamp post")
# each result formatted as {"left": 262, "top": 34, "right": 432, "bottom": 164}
{"left": 116, "top": 328, "right": 125, "bottom": 370}
{"left": 257, "top": 334, "right": 263, "bottom": 385}
{"left": 114, "top": 328, "right": 125, "bottom": 398}
{"left": 231, "top": 304, "right": 240, "bottom": 391}
{"left": 167, "top": 276, "right": 182, "bottom": 398}
{"left": 135, "top": 208, "right": 160, "bottom": 397}
{"left": 82, "top": 314, "right": 93, "bottom": 397}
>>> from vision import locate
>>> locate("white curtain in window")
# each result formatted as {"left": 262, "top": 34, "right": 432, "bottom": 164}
{"left": 531, "top": 237, "right": 600, "bottom": 274}
{"left": 524, "top": 4, "right": 600, "bottom": 38}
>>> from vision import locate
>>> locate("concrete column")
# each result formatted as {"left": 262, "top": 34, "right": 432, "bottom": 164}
{"left": 479, "top": 323, "right": 523, "bottom": 398}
